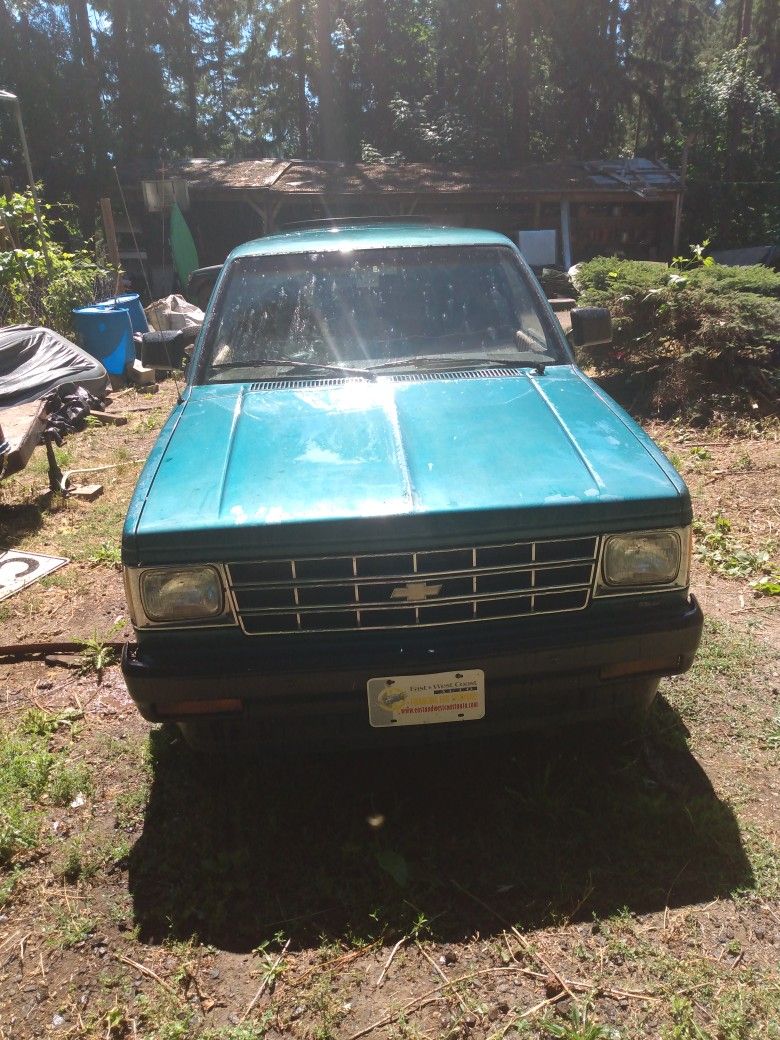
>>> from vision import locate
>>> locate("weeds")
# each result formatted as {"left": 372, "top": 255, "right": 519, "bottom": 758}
{"left": 694, "top": 514, "right": 776, "bottom": 581}
{"left": 90, "top": 540, "right": 121, "bottom": 566}
{"left": 48, "top": 907, "right": 95, "bottom": 948}
{"left": 541, "top": 1004, "right": 618, "bottom": 1039}
{"left": 53, "top": 839, "right": 100, "bottom": 883}
{"left": 20, "top": 706, "right": 82, "bottom": 737}
{"left": 80, "top": 624, "right": 122, "bottom": 682}
{"left": 0, "top": 720, "right": 91, "bottom": 874}
{"left": 48, "top": 760, "right": 93, "bottom": 806}
{"left": 663, "top": 997, "right": 710, "bottom": 1039}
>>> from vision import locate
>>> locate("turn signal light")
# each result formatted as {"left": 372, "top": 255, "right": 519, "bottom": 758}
{"left": 156, "top": 698, "right": 242, "bottom": 717}
{"left": 600, "top": 658, "right": 681, "bottom": 680}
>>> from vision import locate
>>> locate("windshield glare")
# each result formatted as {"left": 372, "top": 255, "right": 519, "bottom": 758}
{"left": 201, "top": 245, "right": 563, "bottom": 381}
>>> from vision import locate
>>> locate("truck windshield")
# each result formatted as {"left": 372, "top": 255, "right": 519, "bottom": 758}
{"left": 201, "top": 245, "right": 564, "bottom": 381}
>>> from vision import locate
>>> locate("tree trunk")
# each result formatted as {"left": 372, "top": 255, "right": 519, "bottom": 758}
{"left": 180, "top": 0, "right": 200, "bottom": 152}
{"left": 508, "top": 0, "right": 531, "bottom": 164}
{"left": 725, "top": 1, "right": 753, "bottom": 185}
{"left": 737, "top": 0, "right": 753, "bottom": 42}
{"left": 111, "top": 0, "right": 133, "bottom": 162}
{"left": 292, "top": 0, "right": 308, "bottom": 157}
{"left": 363, "top": 0, "right": 390, "bottom": 147}
{"left": 68, "top": 0, "right": 110, "bottom": 186}
{"left": 313, "top": 0, "right": 344, "bottom": 160}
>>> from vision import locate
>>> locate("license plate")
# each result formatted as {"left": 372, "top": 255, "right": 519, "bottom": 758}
{"left": 366, "top": 669, "right": 485, "bottom": 728}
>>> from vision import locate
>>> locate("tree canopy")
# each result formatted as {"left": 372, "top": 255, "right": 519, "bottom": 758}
{"left": 0, "top": 0, "right": 777, "bottom": 246}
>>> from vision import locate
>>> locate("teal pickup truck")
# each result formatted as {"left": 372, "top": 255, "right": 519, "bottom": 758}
{"left": 122, "top": 224, "right": 703, "bottom": 747}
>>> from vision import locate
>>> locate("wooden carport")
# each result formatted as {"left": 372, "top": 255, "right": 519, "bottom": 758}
{"left": 130, "top": 157, "right": 684, "bottom": 271}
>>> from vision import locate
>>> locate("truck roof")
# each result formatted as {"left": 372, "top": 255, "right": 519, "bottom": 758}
{"left": 228, "top": 223, "right": 513, "bottom": 260}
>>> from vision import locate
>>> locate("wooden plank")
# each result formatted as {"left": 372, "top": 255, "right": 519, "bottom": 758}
{"left": 0, "top": 399, "right": 46, "bottom": 479}
{"left": 559, "top": 199, "right": 573, "bottom": 269}
{"left": 100, "top": 196, "right": 121, "bottom": 270}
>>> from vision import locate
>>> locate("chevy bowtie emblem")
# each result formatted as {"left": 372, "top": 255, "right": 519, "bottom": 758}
{"left": 391, "top": 582, "right": 443, "bottom": 602}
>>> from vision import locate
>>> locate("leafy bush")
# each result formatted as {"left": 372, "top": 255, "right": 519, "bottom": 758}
{"left": 572, "top": 253, "right": 780, "bottom": 421}
{"left": 0, "top": 189, "right": 109, "bottom": 338}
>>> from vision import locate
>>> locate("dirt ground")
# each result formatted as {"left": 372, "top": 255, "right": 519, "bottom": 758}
{"left": 0, "top": 386, "right": 778, "bottom": 1040}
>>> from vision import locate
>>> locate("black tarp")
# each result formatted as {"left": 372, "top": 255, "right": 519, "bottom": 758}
{"left": 0, "top": 325, "right": 108, "bottom": 408}
{"left": 709, "top": 245, "right": 779, "bottom": 269}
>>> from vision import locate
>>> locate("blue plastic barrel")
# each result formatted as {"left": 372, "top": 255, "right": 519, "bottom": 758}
{"left": 94, "top": 293, "right": 149, "bottom": 333}
{"left": 72, "top": 306, "right": 134, "bottom": 376}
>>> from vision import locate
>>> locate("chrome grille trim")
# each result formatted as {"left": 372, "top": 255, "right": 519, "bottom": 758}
{"left": 226, "top": 536, "right": 599, "bottom": 635}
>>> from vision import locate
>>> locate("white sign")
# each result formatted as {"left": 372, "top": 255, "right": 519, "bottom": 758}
{"left": 0, "top": 551, "right": 69, "bottom": 601}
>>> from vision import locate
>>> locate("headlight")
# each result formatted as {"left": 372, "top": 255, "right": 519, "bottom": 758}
{"left": 601, "top": 529, "right": 686, "bottom": 589}
{"left": 140, "top": 566, "right": 224, "bottom": 621}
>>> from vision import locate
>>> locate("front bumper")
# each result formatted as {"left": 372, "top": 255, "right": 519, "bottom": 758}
{"left": 122, "top": 594, "right": 703, "bottom": 742}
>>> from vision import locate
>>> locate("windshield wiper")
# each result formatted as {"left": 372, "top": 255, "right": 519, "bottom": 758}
{"left": 368, "top": 354, "right": 549, "bottom": 373}
{"left": 210, "top": 358, "right": 376, "bottom": 380}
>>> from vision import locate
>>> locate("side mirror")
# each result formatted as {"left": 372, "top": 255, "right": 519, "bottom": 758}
{"left": 140, "top": 327, "right": 198, "bottom": 369}
{"left": 569, "top": 307, "right": 612, "bottom": 349}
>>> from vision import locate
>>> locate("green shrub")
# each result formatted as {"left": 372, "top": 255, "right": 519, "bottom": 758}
{"left": 0, "top": 189, "right": 109, "bottom": 338}
{"left": 572, "top": 254, "right": 780, "bottom": 421}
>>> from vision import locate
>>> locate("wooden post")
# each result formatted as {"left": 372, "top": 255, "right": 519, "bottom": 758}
{"left": 672, "top": 194, "right": 684, "bottom": 258}
{"left": 0, "top": 175, "right": 17, "bottom": 247}
{"left": 99, "top": 196, "right": 121, "bottom": 270}
{"left": 672, "top": 136, "right": 691, "bottom": 258}
{"left": 560, "top": 198, "right": 573, "bottom": 269}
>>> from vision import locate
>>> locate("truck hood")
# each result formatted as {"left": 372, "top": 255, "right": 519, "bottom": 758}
{"left": 126, "top": 366, "right": 688, "bottom": 559}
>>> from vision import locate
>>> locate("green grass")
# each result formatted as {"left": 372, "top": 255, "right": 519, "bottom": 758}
{"left": 54, "top": 499, "right": 127, "bottom": 564}
{"left": 0, "top": 720, "right": 92, "bottom": 878}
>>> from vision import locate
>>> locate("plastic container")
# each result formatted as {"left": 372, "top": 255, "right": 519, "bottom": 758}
{"left": 94, "top": 293, "right": 149, "bottom": 334}
{"left": 71, "top": 306, "right": 134, "bottom": 376}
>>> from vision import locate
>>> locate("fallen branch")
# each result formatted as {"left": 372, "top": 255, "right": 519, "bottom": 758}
{"left": 516, "top": 966, "right": 657, "bottom": 1002}
{"left": 287, "top": 940, "right": 379, "bottom": 988}
{"left": 376, "top": 938, "right": 405, "bottom": 988}
{"left": 416, "top": 942, "right": 468, "bottom": 1012}
{"left": 350, "top": 961, "right": 659, "bottom": 1040}
{"left": 450, "top": 879, "right": 577, "bottom": 1002}
{"left": 240, "top": 938, "right": 291, "bottom": 1023}
{"left": 0, "top": 931, "right": 22, "bottom": 959}
{"left": 113, "top": 952, "right": 180, "bottom": 1000}
{"left": 347, "top": 969, "right": 507, "bottom": 1040}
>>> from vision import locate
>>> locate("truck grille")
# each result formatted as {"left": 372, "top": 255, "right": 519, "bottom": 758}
{"left": 227, "top": 536, "right": 598, "bottom": 635}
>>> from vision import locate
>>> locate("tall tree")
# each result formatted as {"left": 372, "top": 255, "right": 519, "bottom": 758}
{"left": 179, "top": 0, "right": 201, "bottom": 152}
{"left": 313, "top": 0, "right": 345, "bottom": 160}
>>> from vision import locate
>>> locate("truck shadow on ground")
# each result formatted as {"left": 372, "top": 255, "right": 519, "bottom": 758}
{"left": 128, "top": 698, "right": 752, "bottom": 953}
